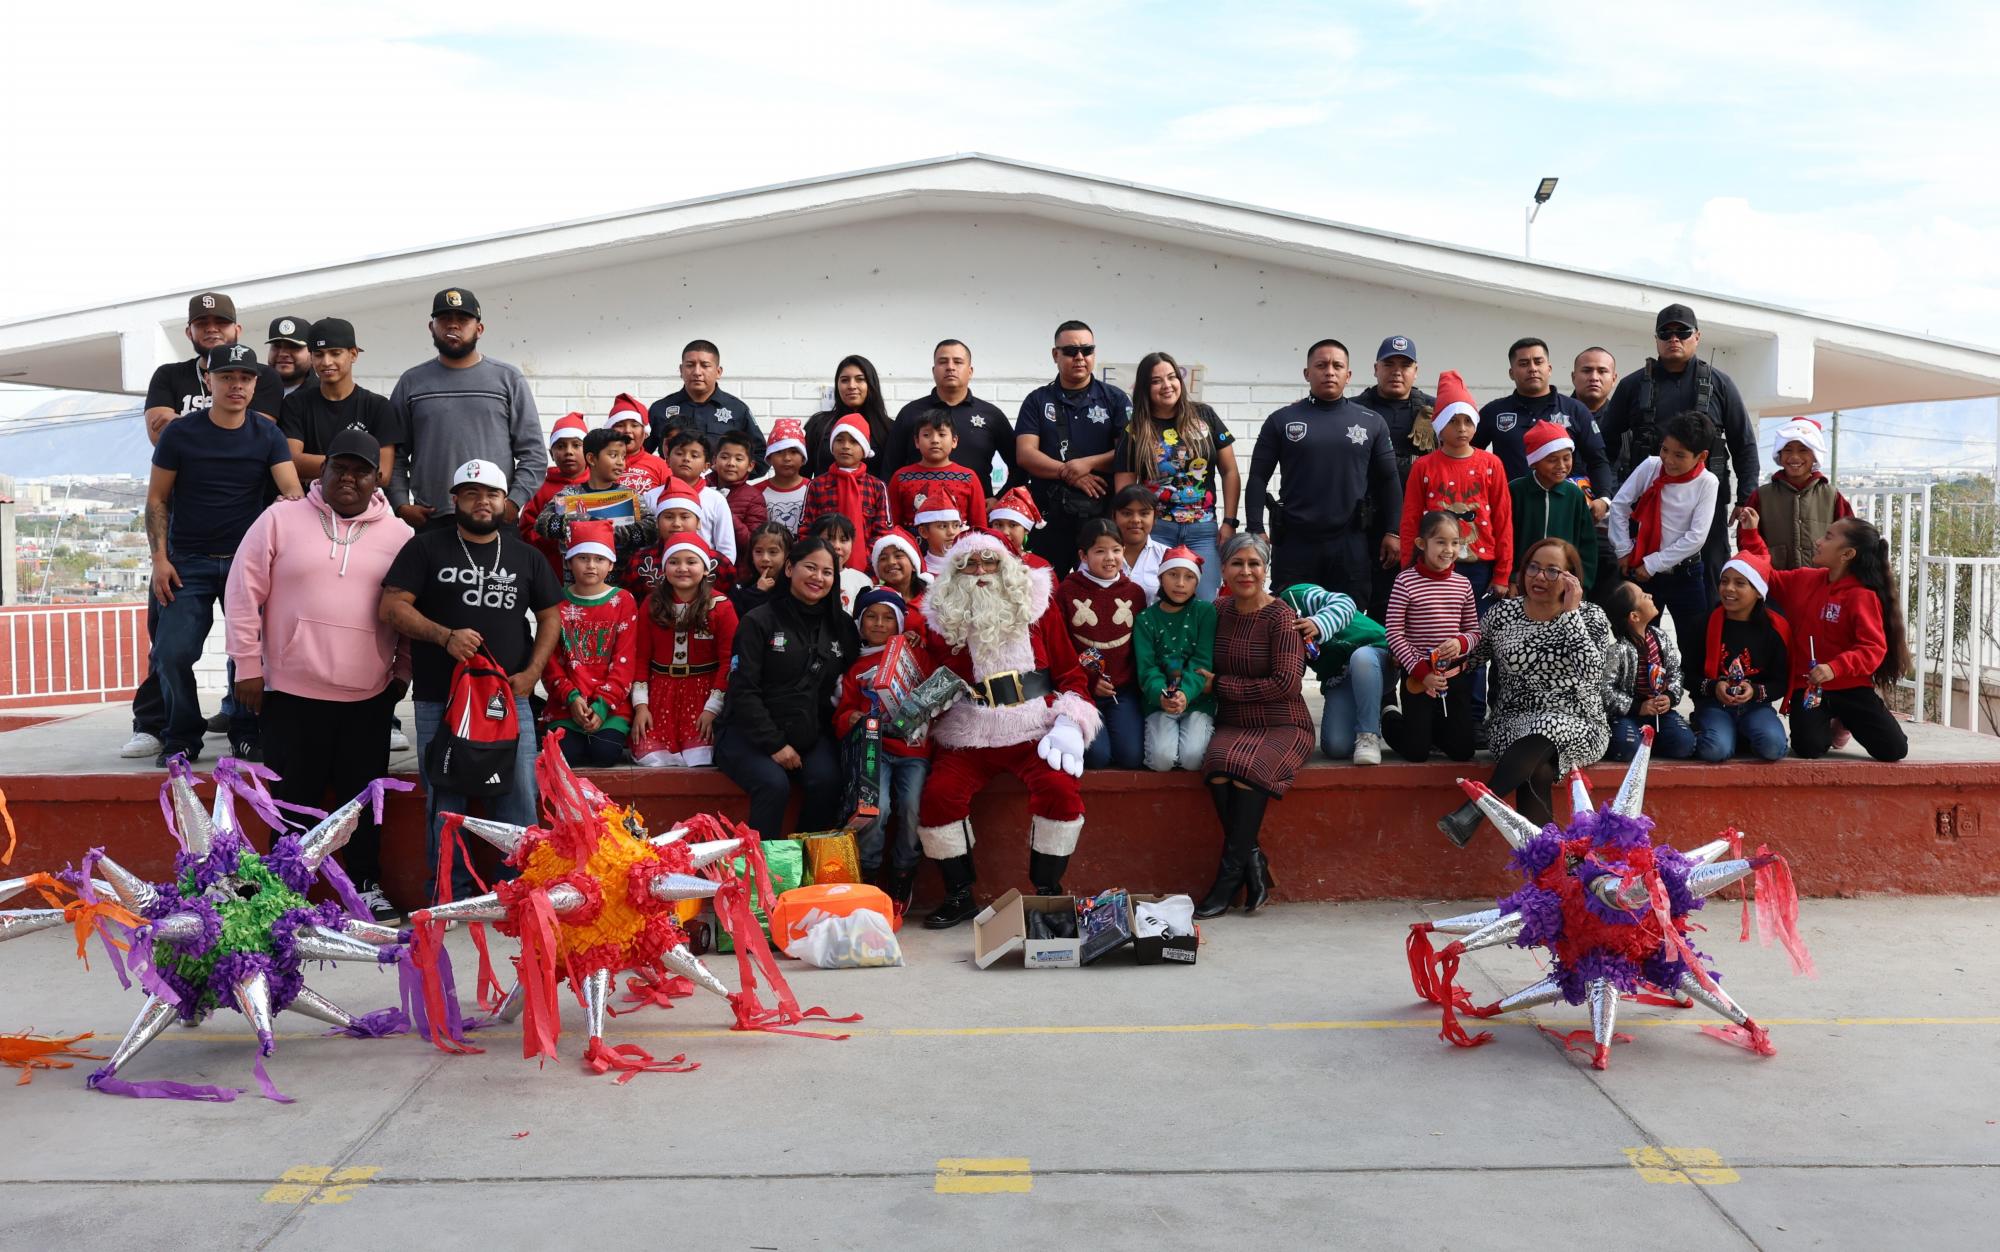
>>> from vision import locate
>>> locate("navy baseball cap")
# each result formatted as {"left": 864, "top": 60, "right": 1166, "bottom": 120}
{"left": 1376, "top": 335, "right": 1417, "bottom": 362}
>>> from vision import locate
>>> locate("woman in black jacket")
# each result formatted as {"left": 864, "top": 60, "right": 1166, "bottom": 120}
{"left": 713, "top": 536, "right": 863, "bottom": 840}
{"left": 802, "top": 355, "right": 892, "bottom": 479}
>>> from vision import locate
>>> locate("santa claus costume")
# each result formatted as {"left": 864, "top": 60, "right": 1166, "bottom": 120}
{"left": 631, "top": 532, "right": 738, "bottom": 767}
{"left": 916, "top": 527, "right": 1104, "bottom": 928}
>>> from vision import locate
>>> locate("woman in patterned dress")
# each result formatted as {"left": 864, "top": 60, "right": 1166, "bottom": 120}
{"left": 1195, "top": 533, "right": 1313, "bottom": 918}
{"left": 1436, "top": 536, "right": 1612, "bottom": 845}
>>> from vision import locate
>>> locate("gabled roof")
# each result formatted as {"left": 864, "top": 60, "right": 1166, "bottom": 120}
{"left": 2, "top": 153, "right": 1996, "bottom": 415}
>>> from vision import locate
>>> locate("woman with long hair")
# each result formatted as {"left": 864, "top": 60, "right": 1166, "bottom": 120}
{"left": 803, "top": 355, "right": 891, "bottom": 479}
{"left": 1114, "top": 351, "right": 1240, "bottom": 601}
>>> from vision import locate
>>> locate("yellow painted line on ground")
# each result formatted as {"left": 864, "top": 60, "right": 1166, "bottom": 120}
{"left": 153, "top": 1015, "right": 2000, "bottom": 1045}
{"left": 260, "top": 1165, "right": 379, "bottom": 1205}
{"left": 1624, "top": 1147, "right": 1739, "bottom": 1185}
{"left": 935, "top": 1158, "right": 1032, "bottom": 1194}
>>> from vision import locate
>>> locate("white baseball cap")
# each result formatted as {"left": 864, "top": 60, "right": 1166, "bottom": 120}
{"left": 451, "top": 459, "right": 508, "bottom": 491}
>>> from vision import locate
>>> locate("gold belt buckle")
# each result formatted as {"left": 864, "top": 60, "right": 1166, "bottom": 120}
{"left": 982, "top": 670, "right": 1023, "bottom": 706}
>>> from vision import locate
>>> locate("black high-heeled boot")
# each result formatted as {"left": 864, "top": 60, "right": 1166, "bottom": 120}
{"left": 921, "top": 855, "right": 980, "bottom": 929}
{"left": 1437, "top": 801, "right": 1483, "bottom": 848}
{"left": 1195, "top": 782, "right": 1245, "bottom": 919}
{"left": 1235, "top": 790, "right": 1274, "bottom": 913}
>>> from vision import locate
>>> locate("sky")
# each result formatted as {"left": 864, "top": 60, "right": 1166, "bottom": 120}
{"left": 4, "top": 0, "right": 1998, "bottom": 470}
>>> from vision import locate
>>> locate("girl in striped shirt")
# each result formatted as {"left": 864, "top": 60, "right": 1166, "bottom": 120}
{"left": 1381, "top": 512, "right": 1481, "bottom": 763}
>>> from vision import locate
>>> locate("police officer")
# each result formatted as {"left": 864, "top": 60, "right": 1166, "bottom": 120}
{"left": 1014, "top": 320, "right": 1131, "bottom": 575}
{"left": 1475, "top": 337, "right": 1616, "bottom": 499}
{"left": 1597, "top": 303, "right": 1760, "bottom": 594}
{"left": 1246, "top": 339, "right": 1401, "bottom": 611}
{"left": 645, "top": 338, "right": 766, "bottom": 470}
{"left": 1356, "top": 334, "right": 1433, "bottom": 612}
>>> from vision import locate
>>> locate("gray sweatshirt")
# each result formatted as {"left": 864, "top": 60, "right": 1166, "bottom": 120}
{"left": 388, "top": 356, "right": 545, "bottom": 513}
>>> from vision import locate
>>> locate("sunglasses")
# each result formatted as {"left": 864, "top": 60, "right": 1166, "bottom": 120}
{"left": 1656, "top": 327, "right": 1695, "bottom": 341}
{"left": 1056, "top": 344, "right": 1097, "bottom": 358}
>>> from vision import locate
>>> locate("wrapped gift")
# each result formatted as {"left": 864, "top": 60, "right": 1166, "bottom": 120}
{"left": 715, "top": 838, "right": 807, "bottom": 953}
{"left": 883, "top": 667, "right": 974, "bottom": 742}
{"left": 840, "top": 715, "right": 882, "bottom": 826}
{"left": 799, "top": 829, "right": 862, "bottom": 886}
{"left": 1077, "top": 888, "right": 1134, "bottom": 965}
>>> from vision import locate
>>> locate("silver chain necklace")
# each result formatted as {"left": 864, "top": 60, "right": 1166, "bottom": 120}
{"left": 457, "top": 530, "right": 501, "bottom": 585}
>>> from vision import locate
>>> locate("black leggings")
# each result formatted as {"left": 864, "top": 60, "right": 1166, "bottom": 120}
{"left": 1487, "top": 733, "right": 1559, "bottom": 826}
{"left": 1383, "top": 673, "right": 1475, "bottom": 762}
{"left": 1790, "top": 686, "right": 1909, "bottom": 762}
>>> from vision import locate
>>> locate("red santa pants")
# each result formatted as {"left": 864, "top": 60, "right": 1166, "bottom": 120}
{"left": 918, "top": 742, "right": 1084, "bottom": 827}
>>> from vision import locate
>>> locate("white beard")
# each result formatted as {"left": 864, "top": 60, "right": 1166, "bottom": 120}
{"left": 929, "top": 560, "right": 1034, "bottom": 662}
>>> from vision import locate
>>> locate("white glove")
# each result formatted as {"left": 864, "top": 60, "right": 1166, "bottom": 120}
{"left": 1037, "top": 714, "right": 1087, "bottom": 778}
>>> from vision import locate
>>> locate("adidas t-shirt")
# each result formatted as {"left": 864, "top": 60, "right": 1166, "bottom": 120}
{"left": 383, "top": 527, "right": 563, "bottom": 702}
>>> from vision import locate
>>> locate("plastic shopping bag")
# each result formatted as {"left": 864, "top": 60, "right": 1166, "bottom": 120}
{"left": 783, "top": 908, "right": 904, "bottom": 969}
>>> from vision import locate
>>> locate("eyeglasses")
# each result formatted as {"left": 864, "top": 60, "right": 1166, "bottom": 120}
{"left": 1656, "top": 327, "right": 1695, "bottom": 341}
{"left": 1056, "top": 344, "right": 1096, "bottom": 359}
{"left": 959, "top": 553, "right": 1003, "bottom": 570}
{"left": 1523, "top": 562, "right": 1567, "bottom": 580}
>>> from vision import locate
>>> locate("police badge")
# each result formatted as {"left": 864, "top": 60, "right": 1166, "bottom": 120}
{"left": 1284, "top": 421, "right": 1307, "bottom": 443}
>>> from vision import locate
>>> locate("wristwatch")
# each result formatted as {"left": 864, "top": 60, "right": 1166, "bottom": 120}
{"left": 1222, "top": 516, "right": 1241, "bottom": 527}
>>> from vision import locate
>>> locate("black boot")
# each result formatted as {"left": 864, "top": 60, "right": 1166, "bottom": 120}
{"left": 1437, "top": 801, "right": 1483, "bottom": 848}
{"left": 1195, "top": 782, "right": 1245, "bottom": 919}
{"left": 1028, "top": 850, "right": 1069, "bottom": 897}
{"left": 1235, "top": 790, "right": 1274, "bottom": 913}
{"left": 921, "top": 855, "right": 980, "bottom": 929}
{"left": 880, "top": 863, "right": 916, "bottom": 915}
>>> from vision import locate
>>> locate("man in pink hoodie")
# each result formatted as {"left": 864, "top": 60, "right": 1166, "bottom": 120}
{"left": 226, "top": 429, "right": 414, "bottom": 917}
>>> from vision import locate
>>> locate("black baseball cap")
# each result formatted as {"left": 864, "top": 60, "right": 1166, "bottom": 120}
{"left": 188, "top": 291, "right": 237, "bottom": 323}
{"left": 1375, "top": 334, "right": 1418, "bottom": 362}
{"left": 309, "top": 317, "right": 359, "bottom": 351}
{"left": 432, "top": 287, "right": 480, "bottom": 317}
{"left": 325, "top": 428, "right": 381, "bottom": 467}
{"left": 1656, "top": 303, "right": 1699, "bottom": 333}
{"left": 202, "top": 343, "right": 262, "bottom": 374}
{"left": 266, "top": 316, "right": 311, "bottom": 346}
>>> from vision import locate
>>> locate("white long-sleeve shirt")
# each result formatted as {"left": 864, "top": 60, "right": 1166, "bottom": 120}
{"left": 643, "top": 481, "right": 738, "bottom": 564}
{"left": 1608, "top": 457, "right": 1718, "bottom": 575}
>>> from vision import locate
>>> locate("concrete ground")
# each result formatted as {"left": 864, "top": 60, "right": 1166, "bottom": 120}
{"left": 2, "top": 897, "right": 1996, "bottom": 1249}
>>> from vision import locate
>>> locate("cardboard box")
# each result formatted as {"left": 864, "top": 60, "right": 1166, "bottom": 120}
{"left": 1129, "top": 893, "right": 1199, "bottom": 965}
{"left": 973, "top": 890, "right": 1081, "bottom": 969}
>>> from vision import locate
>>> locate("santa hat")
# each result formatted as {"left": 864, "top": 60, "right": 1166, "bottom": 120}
{"left": 946, "top": 525, "right": 1016, "bottom": 564}
{"left": 1523, "top": 421, "right": 1575, "bottom": 466}
{"left": 1431, "top": 370, "right": 1478, "bottom": 436}
{"left": 830, "top": 413, "right": 874, "bottom": 458}
{"left": 1772, "top": 417, "right": 1829, "bottom": 467}
{"left": 853, "top": 586, "right": 909, "bottom": 634}
{"left": 656, "top": 477, "right": 704, "bottom": 512}
{"left": 607, "top": 392, "right": 648, "bottom": 429}
{"left": 913, "top": 502, "right": 963, "bottom": 528}
{"left": 1721, "top": 550, "right": 1772, "bottom": 600}
{"left": 548, "top": 411, "right": 590, "bottom": 447}
{"left": 564, "top": 519, "right": 616, "bottom": 562}
{"left": 660, "top": 530, "right": 718, "bottom": 569}
{"left": 1158, "top": 544, "right": 1203, "bottom": 577}
{"left": 871, "top": 527, "right": 923, "bottom": 572}
{"left": 989, "top": 486, "right": 1044, "bottom": 531}
{"left": 767, "top": 417, "right": 808, "bottom": 458}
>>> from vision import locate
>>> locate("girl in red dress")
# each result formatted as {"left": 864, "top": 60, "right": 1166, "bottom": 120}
{"left": 630, "top": 532, "right": 739, "bottom": 767}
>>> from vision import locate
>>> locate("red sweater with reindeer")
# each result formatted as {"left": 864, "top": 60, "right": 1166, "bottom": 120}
{"left": 1397, "top": 447, "right": 1514, "bottom": 583}
{"left": 1056, "top": 568, "right": 1145, "bottom": 689}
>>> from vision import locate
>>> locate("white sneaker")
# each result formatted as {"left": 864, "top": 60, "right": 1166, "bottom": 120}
{"left": 120, "top": 731, "right": 163, "bottom": 759}
{"left": 1352, "top": 733, "right": 1383, "bottom": 766}
{"left": 389, "top": 726, "right": 411, "bottom": 751}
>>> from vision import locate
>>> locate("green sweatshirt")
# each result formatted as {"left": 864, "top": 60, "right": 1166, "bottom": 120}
{"left": 1509, "top": 473, "right": 1599, "bottom": 589}
{"left": 1133, "top": 597, "right": 1218, "bottom": 716}
{"left": 1278, "top": 583, "right": 1387, "bottom": 685}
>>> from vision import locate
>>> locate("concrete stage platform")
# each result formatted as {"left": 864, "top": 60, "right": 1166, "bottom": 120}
{"left": 4, "top": 701, "right": 1995, "bottom": 910}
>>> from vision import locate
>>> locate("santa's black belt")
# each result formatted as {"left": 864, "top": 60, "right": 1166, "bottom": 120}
{"left": 970, "top": 668, "right": 1054, "bottom": 707}
{"left": 650, "top": 660, "right": 719, "bottom": 677}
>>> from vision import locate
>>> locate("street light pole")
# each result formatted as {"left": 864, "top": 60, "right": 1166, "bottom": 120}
{"left": 1525, "top": 177, "right": 1559, "bottom": 258}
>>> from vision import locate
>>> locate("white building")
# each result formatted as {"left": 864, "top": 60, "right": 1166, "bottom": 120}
{"left": 1, "top": 153, "right": 1997, "bottom": 454}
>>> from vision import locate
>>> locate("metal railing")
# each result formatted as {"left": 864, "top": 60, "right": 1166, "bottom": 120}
{"left": 0, "top": 603, "right": 150, "bottom": 706}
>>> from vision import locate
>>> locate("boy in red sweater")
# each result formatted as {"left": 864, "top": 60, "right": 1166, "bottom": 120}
{"left": 890, "top": 409, "right": 990, "bottom": 530}
{"left": 710, "top": 429, "right": 768, "bottom": 558}
{"left": 1060, "top": 518, "right": 1146, "bottom": 770}
{"left": 799, "top": 413, "right": 891, "bottom": 571}
{"left": 522, "top": 411, "right": 589, "bottom": 577}
{"left": 833, "top": 586, "right": 930, "bottom": 909}
{"left": 607, "top": 392, "right": 674, "bottom": 500}
{"left": 542, "top": 520, "right": 640, "bottom": 768}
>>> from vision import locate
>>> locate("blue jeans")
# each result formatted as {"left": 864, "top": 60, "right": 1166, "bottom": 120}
{"left": 1609, "top": 711, "right": 1696, "bottom": 761}
{"left": 1085, "top": 688, "right": 1145, "bottom": 769}
{"left": 557, "top": 726, "right": 628, "bottom": 767}
{"left": 1143, "top": 709, "right": 1214, "bottom": 771}
{"left": 858, "top": 753, "right": 929, "bottom": 872}
{"left": 1152, "top": 515, "right": 1221, "bottom": 602}
{"left": 150, "top": 553, "right": 251, "bottom": 753}
{"left": 1319, "top": 644, "right": 1386, "bottom": 759}
{"left": 1693, "top": 700, "right": 1788, "bottom": 762}
{"left": 415, "top": 696, "right": 539, "bottom": 901}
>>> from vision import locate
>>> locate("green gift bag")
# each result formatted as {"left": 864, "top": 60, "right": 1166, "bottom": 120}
{"left": 715, "top": 838, "right": 806, "bottom": 954}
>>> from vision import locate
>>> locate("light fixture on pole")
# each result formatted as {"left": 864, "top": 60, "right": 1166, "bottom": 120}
{"left": 1525, "top": 177, "right": 1559, "bottom": 258}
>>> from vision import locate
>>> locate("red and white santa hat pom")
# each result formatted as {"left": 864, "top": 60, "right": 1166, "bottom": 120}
{"left": 766, "top": 417, "right": 807, "bottom": 459}
{"left": 947, "top": 525, "right": 1015, "bottom": 565}
{"left": 913, "top": 502, "right": 962, "bottom": 527}
{"left": 1721, "top": 551, "right": 1772, "bottom": 599}
{"left": 990, "top": 486, "right": 1044, "bottom": 530}
{"left": 565, "top": 518, "right": 617, "bottom": 562}
{"left": 871, "top": 527, "right": 923, "bottom": 571}
{"left": 1431, "top": 369, "right": 1479, "bottom": 436}
{"left": 1523, "top": 421, "right": 1575, "bottom": 466}
{"left": 1158, "top": 544, "right": 1203, "bottom": 577}
{"left": 830, "top": 413, "right": 874, "bottom": 458}
{"left": 660, "top": 531, "right": 719, "bottom": 570}
{"left": 606, "top": 392, "right": 648, "bottom": 430}
{"left": 548, "top": 411, "right": 591, "bottom": 447}
{"left": 1771, "top": 417, "right": 1829, "bottom": 467}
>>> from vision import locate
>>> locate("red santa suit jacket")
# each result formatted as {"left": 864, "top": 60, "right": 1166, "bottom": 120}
{"left": 920, "top": 560, "right": 1103, "bottom": 752}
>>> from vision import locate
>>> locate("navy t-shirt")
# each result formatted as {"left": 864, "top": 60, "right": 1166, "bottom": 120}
{"left": 1014, "top": 377, "right": 1132, "bottom": 463}
{"left": 151, "top": 410, "right": 293, "bottom": 555}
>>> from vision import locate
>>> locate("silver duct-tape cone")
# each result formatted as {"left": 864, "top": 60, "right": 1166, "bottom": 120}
{"left": 685, "top": 838, "right": 743, "bottom": 871}
{"left": 1680, "top": 838, "right": 1732, "bottom": 866}
{"left": 294, "top": 927, "right": 385, "bottom": 963}
{"left": 1457, "top": 911, "right": 1525, "bottom": 954}
{"left": 296, "top": 796, "right": 364, "bottom": 873}
{"left": 148, "top": 912, "right": 207, "bottom": 944}
{"left": 284, "top": 985, "right": 356, "bottom": 1030}
{"left": 1428, "top": 906, "right": 1503, "bottom": 936}
{"left": 0, "top": 908, "right": 69, "bottom": 942}
{"left": 660, "top": 943, "right": 731, "bottom": 998}
{"left": 1492, "top": 973, "right": 1565, "bottom": 1014}
{"left": 580, "top": 967, "right": 611, "bottom": 1041}
{"left": 1457, "top": 779, "right": 1544, "bottom": 850}
{"left": 232, "top": 969, "right": 276, "bottom": 1053}
{"left": 101, "top": 996, "right": 180, "bottom": 1076}
{"left": 647, "top": 873, "right": 721, "bottom": 903}
{"left": 1676, "top": 970, "right": 1749, "bottom": 1026}
{"left": 648, "top": 826, "right": 691, "bottom": 847}
{"left": 495, "top": 981, "right": 525, "bottom": 1024}
{"left": 413, "top": 893, "right": 508, "bottom": 924}
{"left": 92, "top": 854, "right": 161, "bottom": 914}
{"left": 1587, "top": 977, "right": 1619, "bottom": 1066}
{"left": 459, "top": 816, "right": 529, "bottom": 856}
{"left": 1567, "top": 768, "right": 1593, "bottom": 819}
{"left": 168, "top": 765, "right": 213, "bottom": 859}
{"left": 1611, "top": 727, "right": 1653, "bottom": 817}
{"left": 339, "top": 918, "right": 405, "bottom": 945}
{"left": 1586, "top": 872, "right": 1649, "bottom": 914}
{"left": 1685, "top": 859, "right": 1759, "bottom": 899}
